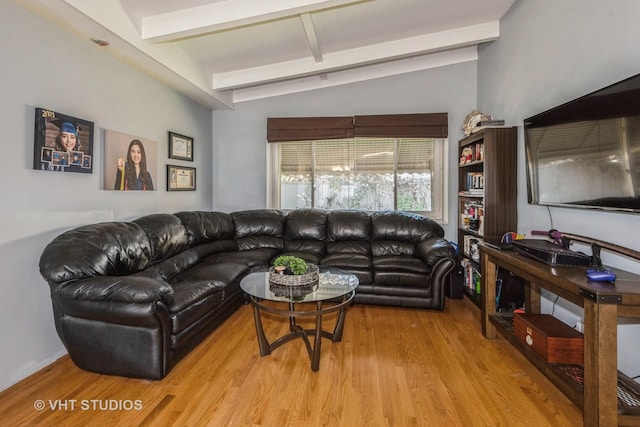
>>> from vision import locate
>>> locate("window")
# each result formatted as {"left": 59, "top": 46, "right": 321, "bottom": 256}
{"left": 268, "top": 136, "right": 448, "bottom": 222}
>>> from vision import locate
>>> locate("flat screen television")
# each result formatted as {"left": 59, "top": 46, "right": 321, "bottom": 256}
{"left": 524, "top": 73, "right": 640, "bottom": 213}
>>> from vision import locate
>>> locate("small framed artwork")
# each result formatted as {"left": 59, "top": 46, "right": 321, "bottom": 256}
{"left": 33, "top": 107, "right": 94, "bottom": 173}
{"left": 168, "top": 131, "right": 193, "bottom": 161}
{"left": 167, "top": 164, "right": 196, "bottom": 191}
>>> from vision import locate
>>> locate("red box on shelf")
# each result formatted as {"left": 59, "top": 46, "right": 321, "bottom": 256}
{"left": 513, "top": 313, "right": 584, "bottom": 364}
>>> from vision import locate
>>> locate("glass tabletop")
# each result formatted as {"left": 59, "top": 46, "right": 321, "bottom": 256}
{"left": 240, "top": 270, "right": 359, "bottom": 303}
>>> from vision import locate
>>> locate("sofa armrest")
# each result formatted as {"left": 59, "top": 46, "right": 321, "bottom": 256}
{"left": 55, "top": 276, "right": 174, "bottom": 305}
{"left": 415, "top": 238, "right": 457, "bottom": 266}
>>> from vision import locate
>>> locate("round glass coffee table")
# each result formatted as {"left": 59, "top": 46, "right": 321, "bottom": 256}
{"left": 240, "top": 268, "right": 359, "bottom": 371}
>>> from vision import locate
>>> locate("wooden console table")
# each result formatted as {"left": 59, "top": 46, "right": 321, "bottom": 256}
{"left": 480, "top": 245, "right": 640, "bottom": 427}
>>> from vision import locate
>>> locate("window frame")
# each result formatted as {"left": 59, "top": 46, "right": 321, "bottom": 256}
{"left": 267, "top": 137, "right": 448, "bottom": 223}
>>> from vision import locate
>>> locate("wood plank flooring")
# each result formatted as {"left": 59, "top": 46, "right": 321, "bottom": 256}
{"left": 0, "top": 298, "right": 582, "bottom": 426}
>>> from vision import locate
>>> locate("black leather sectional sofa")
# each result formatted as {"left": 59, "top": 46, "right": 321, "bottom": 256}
{"left": 39, "top": 209, "right": 456, "bottom": 379}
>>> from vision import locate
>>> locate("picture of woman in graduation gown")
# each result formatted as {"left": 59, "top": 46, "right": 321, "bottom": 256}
{"left": 114, "top": 139, "right": 154, "bottom": 190}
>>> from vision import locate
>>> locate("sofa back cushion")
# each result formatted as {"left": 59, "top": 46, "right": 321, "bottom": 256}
{"left": 371, "top": 211, "right": 444, "bottom": 256}
{"left": 232, "top": 209, "right": 285, "bottom": 251}
{"left": 133, "top": 214, "right": 190, "bottom": 263}
{"left": 174, "top": 211, "right": 235, "bottom": 245}
{"left": 326, "top": 210, "right": 371, "bottom": 255}
{"left": 39, "top": 222, "right": 152, "bottom": 283}
{"left": 284, "top": 209, "right": 327, "bottom": 255}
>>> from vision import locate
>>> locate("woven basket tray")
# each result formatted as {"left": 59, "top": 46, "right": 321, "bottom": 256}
{"left": 269, "top": 263, "right": 319, "bottom": 287}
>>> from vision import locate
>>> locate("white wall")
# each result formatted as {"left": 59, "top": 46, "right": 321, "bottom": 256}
{"left": 0, "top": 2, "right": 213, "bottom": 391}
{"left": 477, "top": 0, "right": 640, "bottom": 379}
{"left": 212, "top": 61, "right": 479, "bottom": 238}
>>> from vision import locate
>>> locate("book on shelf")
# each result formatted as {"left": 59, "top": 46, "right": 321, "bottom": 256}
{"left": 465, "top": 171, "right": 484, "bottom": 192}
{"left": 460, "top": 199, "right": 484, "bottom": 236}
{"left": 459, "top": 192, "right": 483, "bottom": 198}
{"left": 461, "top": 258, "right": 481, "bottom": 294}
{"left": 463, "top": 235, "right": 483, "bottom": 262}
{"left": 475, "top": 142, "right": 484, "bottom": 161}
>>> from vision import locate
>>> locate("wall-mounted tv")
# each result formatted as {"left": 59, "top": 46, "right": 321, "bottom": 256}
{"left": 524, "top": 73, "right": 640, "bottom": 213}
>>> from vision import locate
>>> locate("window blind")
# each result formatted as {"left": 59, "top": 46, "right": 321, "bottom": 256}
{"left": 267, "top": 113, "right": 447, "bottom": 142}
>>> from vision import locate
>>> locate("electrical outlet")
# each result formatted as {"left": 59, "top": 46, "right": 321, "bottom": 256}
{"left": 575, "top": 321, "right": 584, "bottom": 333}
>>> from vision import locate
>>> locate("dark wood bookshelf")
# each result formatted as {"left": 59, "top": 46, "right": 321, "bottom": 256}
{"left": 457, "top": 127, "right": 517, "bottom": 305}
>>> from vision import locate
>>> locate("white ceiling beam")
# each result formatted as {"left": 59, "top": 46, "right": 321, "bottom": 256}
{"left": 212, "top": 21, "right": 499, "bottom": 90}
{"left": 300, "top": 13, "right": 323, "bottom": 62}
{"left": 233, "top": 47, "right": 479, "bottom": 103}
{"left": 141, "top": 0, "right": 363, "bottom": 43}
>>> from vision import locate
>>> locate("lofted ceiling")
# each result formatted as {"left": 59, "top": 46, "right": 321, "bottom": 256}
{"left": 13, "top": 0, "right": 515, "bottom": 109}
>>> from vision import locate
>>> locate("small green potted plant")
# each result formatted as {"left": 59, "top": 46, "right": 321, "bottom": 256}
{"left": 272, "top": 255, "right": 308, "bottom": 275}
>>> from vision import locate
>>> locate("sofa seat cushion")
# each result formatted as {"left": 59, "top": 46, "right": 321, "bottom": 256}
{"left": 373, "top": 255, "right": 429, "bottom": 274}
{"left": 204, "top": 249, "right": 279, "bottom": 267}
{"left": 169, "top": 262, "right": 248, "bottom": 333}
{"left": 170, "top": 282, "right": 226, "bottom": 333}
{"left": 172, "top": 262, "right": 249, "bottom": 289}
{"left": 321, "top": 253, "right": 371, "bottom": 269}
{"left": 373, "top": 272, "right": 429, "bottom": 289}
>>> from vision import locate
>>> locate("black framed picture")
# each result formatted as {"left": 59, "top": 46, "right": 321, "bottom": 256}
{"left": 167, "top": 164, "right": 196, "bottom": 191}
{"left": 33, "top": 108, "right": 94, "bottom": 173}
{"left": 168, "top": 131, "right": 193, "bottom": 161}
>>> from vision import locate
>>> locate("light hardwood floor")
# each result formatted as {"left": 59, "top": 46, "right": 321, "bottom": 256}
{"left": 0, "top": 298, "right": 582, "bottom": 426}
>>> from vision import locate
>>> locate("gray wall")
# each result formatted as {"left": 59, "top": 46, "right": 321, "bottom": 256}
{"left": 478, "top": 0, "right": 640, "bottom": 378}
{"left": 0, "top": 1, "right": 213, "bottom": 391}
{"left": 212, "top": 61, "right": 479, "bottom": 238}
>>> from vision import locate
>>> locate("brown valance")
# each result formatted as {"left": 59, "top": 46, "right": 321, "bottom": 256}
{"left": 267, "top": 113, "right": 448, "bottom": 142}
{"left": 353, "top": 113, "right": 448, "bottom": 138}
{"left": 266, "top": 117, "right": 353, "bottom": 142}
